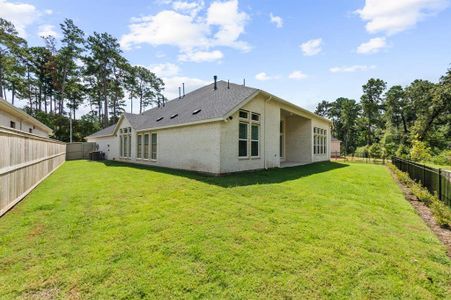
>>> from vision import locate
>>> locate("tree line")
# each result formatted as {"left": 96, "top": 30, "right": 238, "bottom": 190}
{"left": 0, "top": 18, "right": 165, "bottom": 141}
{"left": 316, "top": 69, "right": 451, "bottom": 164}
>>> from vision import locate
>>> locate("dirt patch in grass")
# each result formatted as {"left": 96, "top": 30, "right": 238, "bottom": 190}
{"left": 389, "top": 168, "right": 451, "bottom": 256}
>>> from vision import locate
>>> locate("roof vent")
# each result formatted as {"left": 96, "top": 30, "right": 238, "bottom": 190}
{"left": 170, "top": 114, "right": 178, "bottom": 119}
{"left": 156, "top": 117, "right": 164, "bottom": 122}
{"left": 213, "top": 75, "right": 217, "bottom": 90}
{"left": 182, "top": 82, "right": 185, "bottom": 97}
{"left": 227, "top": 80, "right": 230, "bottom": 89}
{"left": 192, "top": 109, "right": 201, "bottom": 115}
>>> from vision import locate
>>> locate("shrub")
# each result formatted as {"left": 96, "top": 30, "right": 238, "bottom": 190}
{"left": 387, "top": 162, "right": 451, "bottom": 228}
{"left": 395, "top": 144, "right": 410, "bottom": 159}
{"left": 369, "top": 143, "right": 384, "bottom": 159}
{"left": 410, "top": 140, "right": 432, "bottom": 162}
{"left": 430, "top": 150, "right": 451, "bottom": 166}
{"left": 354, "top": 146, "right": 369, "bottom": 158}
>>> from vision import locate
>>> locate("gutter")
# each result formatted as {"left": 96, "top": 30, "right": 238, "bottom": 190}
{"left": 264, "top": 95, "right": 272, "bottom": 170}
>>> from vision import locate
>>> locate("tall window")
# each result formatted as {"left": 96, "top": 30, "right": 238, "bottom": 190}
{"left": 313, "top": 127, "right": 327, "bottom": 155}
{"left": 144, "top": 133, "right": 149, "bottom": 159}
{"left": 238, "top": 110, "right": 260, "bottom": 158}
{"left": 151, "top": 133, "right": 157, "bottom": 160}
{"left": 280, "top": 121, "right": 284, "bottom": 158}
{"left": 120, "top": 127, "right": 132, "bottom": 158}
{"left": 137, "top": 134, "right": 142, "bottom": 159}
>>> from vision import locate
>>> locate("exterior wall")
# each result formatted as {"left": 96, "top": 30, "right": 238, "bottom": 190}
{"left": 284, "top": 116, "right": 312, "bottom": 164}
{"left": 219, "top": 94, "right": 280, "bottom": 173}
{"left": 86, "top": 136, "right": 118, "bottom": 160}
{"left": 331, "top": 140, "right": 341, "bottom": 157}
{"left": 87, "top": 95, "right": 331, "bottom": 174}
{"left": 311, "top": 119, "right": 331, "bottom": 162}
{"left": 89, "top": 117, "right": 222, "bottom": 174}
{"left": 0, "top": 110, "right": 49, "bottom": 137}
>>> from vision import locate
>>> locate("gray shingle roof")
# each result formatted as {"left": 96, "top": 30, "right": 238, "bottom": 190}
{"left": 86, "top": 80, "right": 331, "bottom": 138}
{"left": 86, "top": 124, "right": 116, "bottom": 138}
{"left": 132, "top": 80, "right": 258, "bottom": 130}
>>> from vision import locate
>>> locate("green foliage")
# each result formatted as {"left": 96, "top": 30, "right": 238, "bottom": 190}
{"left": 409, "top": 140, "right": 432, "bottom": 162}
{"left": 430, "top": 150, "right": 451, "bottom": 166}
{"left": 0, "top": 161, "right": 449, "bottom": 298}
{"left": 354, "top": 145, "right": 369, "bottom": 157}
{"left": 387, "top": 163, "right": 451, "bottom": 228}
{"left": 368, "top": 143, "right": 385, "bottom": 159}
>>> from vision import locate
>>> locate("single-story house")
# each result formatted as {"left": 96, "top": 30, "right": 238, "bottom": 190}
{"left": 331, "top": 137, "right": 341, "bottom": 157}
{"left": 0, "top": 98, "right": 52, "bottom": 137}
{"left": 87, "top": 79, "right": 332, "bottom": 175}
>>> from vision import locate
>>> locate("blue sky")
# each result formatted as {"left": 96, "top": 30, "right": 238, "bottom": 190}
{"left": 1, "top": 0, "right": 450, "bottom": 114}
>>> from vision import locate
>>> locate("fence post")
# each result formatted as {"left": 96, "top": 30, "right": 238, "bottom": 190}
{"left": 438, "top": 168, "right": 442, "bottom": 201}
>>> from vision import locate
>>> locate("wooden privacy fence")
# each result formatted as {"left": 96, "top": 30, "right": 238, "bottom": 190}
{"left": 392, "top": 157, "right": 451, "bottom": 207}
{"left": 66, "top": 142, "right": 96, "bottom": 160}
{"left": 0, "top": 126, "right": 66, "bottom": 216}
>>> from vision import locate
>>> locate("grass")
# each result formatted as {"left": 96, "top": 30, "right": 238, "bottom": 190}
{"left": 0, "top": 161, "right": 450, "bottom": 299}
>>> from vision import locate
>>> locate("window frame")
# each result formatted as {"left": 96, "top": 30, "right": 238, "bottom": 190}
{"left": 151, "top": 133, "right": 157, "bottom": 161}
{"left": 313, "top": 127, "right": 327, "bottom": 155}
{"left": 136, "top": 134, "right": 143, "bottom": 159}
{"left": 143, "top": 133, "right": 150, "bottom": 160}
{"left": 238, "top": 110, "right": 261, "bottom": 159}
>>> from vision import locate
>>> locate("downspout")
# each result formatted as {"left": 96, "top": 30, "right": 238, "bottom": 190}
{"left": 264, "top": 95, "right": 272, "bottom": 170}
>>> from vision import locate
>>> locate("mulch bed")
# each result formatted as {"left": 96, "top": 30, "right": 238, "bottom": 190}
{"left": 388, "top": 168, "right": 451, "bottom": 257}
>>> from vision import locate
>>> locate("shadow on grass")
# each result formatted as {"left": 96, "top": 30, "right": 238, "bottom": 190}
{"left": 93, "top": 160, "right": 349, "bottom": 188}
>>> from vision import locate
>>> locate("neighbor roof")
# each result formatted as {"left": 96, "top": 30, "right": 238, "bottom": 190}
{"left": 87, "top": 80, "right": 331, "bottom": 138}
{"left": 0, "top": 98, "right": 53, "bottom": 134}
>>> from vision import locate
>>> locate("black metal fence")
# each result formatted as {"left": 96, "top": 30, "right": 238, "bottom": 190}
{"left": 392, "top": 157, "right": 451, "bottom": 207}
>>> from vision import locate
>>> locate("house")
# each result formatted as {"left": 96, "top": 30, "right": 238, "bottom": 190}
{"left": 0, "top": 98, "right": 52, "bottom": 137}
{"left": 86, "top": 79, "right": 332, "bottom": 174}
{"left": 331, "top": 137, "right": 341, "bottom": 157}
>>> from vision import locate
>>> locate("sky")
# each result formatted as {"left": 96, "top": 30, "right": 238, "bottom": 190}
{"left": 1, "top": 0, "right": 450, "bottom": 116}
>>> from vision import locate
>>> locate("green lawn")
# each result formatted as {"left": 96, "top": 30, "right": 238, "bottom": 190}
{"left": 0, "top": 161, "right": 449, "bottom": 299}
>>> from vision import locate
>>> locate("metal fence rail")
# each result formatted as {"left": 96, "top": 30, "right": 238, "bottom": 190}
{"left": 392, "top": 157, "right": 450, "bottom": 207}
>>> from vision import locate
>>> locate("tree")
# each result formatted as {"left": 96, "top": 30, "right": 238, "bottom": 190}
{"left": 85, "top": 32, "right": 123, "bottom": 127}
{"left": 54, "top": 19, "right": 85, "bottom": 115}
{"left": 314, "top": 100, "right": 330, "bottom": 117}
{"left": 0, "top": 18, "right": 27, "bottom": 101}
{"left": 133, "top": 65, "right": 164, "bottom": 114}
{"left": 360, "top": 78, "right": 386, "bottom": 145}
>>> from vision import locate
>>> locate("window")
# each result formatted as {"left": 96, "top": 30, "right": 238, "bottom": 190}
{"left": 251, "top": 113, "right": 260, "bottom": 122}
{"left": 251, "top": 124, "right": 259, "bottom": 157}
{"left": 239, "top": 110, "right": 248, "bottom": 119}
{"left": 29, "top": 128, "right": 33, "bottom": 133}
{"left": 137, "top": 134, "right": 142, "bottom": 159}
{"left": 119, "top": 128, "right": 132, "bottom": 158}
{"left": 238, "top": 110, "right": 260, "bottom": 158}
{"left": 144, "top": 134, "right": 149, "bottom": 159}
{"left": 151, "top": 133, "right": 157, "bottom": 160}
{"left": 313, "top": 127, "right": 327, "bottom": 155}
{"left": 10, "top": 121, "right": 15, "bottom": 129}
{"left": 239, "top": 122, "right": 248, "bottom": 157}
{"left": 280, "top": 121, "right": 284, "bottom": 158}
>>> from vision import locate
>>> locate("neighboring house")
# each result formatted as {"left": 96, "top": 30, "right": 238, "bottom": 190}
{"left": 0, "top": 98, "right": 52, "bottom": 137}
{"left": 87, "top": 79, "right": 332, "bottom": 174}
{"left": 331, "top": 137, "right": 341, "bottom": 157}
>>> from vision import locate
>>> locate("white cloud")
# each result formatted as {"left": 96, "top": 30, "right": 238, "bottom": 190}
{"left": 0, "top": 0, "right": 39, "bottom": 37}
{"left": 44, "top": 9, "right": 53, "bottom": 15}
{"left": 38, "top": 24, "right": 58, "bottom": 37}
{"left": 255, "top": 72, "right": 279, "bottom": 81}
{"left": 120, "top": 0, "right": 250, "bottom": 62}
{"left": 206, "top": 0, "right": 250, "bottom": 51}
{"left": 357, "top": 37, "right": 387, "bottom": 54}
{"left": 148, "top": 63, "right": 181, "bottom": 77}
{"left": 145, "top": 62, "right": 209, "bottom": 100}
{"left": 172, "top": 0, "right": 204, "bottom": 16}
{"left": 288, "top": 70, "right": 307, "bottom": 80}
{"left": 269, "top": 13, "right": 283, "bottom": 28}
{"left": 300, "top": 38, "right": 322, "bottom": 56}
{"left": 178, "top": 50, "right": 223, "bottom": 62}
{"left": 329, "top": 65, "right": 376, "bottom": 73}
{"left": 355, "top": 0, "right": 448, "bottom": 35}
